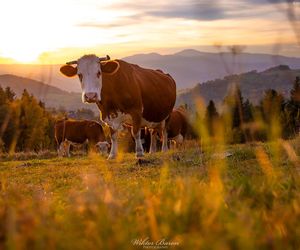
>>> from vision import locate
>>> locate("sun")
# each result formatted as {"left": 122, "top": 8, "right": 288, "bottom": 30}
{"left": 9, "top": 51, "right": 39, "bottom": 64}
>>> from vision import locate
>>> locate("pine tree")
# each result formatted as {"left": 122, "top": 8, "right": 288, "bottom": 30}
{"left": 290, "top": 76, "right": 300, "bottom": 103}
{"left": 261, "top": 89, "right": 284, "bottom": 123}
{"left": 205, "top": 100, "right": 219, "bottom": 136}
{"left": 243, "top": 99, "right": 253, "bottom": 123}
{"left": 0, "top": 86, "right": 18, "bottom": 152}
{"left": 16, "top": 90, "right": 48, "bottom": 151}
{"left": 0, "top": 86, "right": 6, "bottom": 105}
{"left": 223, "top": 84, "right": 249, "bottom": 143}
{"left": 4, "top": 87, "right": 15, "bottom": 102}
{"left": 260, "top": 89, "right": 284, "bottom": 140}
{"left": 286, "top": 76, "right": 300, "bottom": 135}
{"left": 223, "top": 84, "right": 244, "bottom": 129}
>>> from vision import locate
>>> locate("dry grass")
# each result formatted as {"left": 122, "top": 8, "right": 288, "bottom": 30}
{"left": 0, "top": 138, "right": 300, "bottom": 250}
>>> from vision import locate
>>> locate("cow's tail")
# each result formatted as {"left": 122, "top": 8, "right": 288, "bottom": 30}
{"left": 54, "top": 117, "right": 68, "bottom": 141}
{"left": 95, "top": 120, "right": 111, "bottom": 140}
{"left": 62, "top": 119, "right": 66, "bottom": 143}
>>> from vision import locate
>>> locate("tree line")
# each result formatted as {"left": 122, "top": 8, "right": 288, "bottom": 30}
{"left": 204, "top": 76, "right": 300, "bottom": 143}
{"left": 0, "top": 87, "right": 97, "bottom": 153}
{"left": 1, "top": 77, "right": 300, "bottom": 153}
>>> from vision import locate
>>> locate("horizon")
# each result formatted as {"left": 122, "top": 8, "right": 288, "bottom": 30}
{"left": 1, "top": 47, "right": 300, "bottom": 66}
{"left": 1, "top": 0, "right": 300, "bottom": 64}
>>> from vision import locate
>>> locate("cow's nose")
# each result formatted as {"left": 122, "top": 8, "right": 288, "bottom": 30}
{"left": 84, "top": 92, "right": 98, "bottom": 102}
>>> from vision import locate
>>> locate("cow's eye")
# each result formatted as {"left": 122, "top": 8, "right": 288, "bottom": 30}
{"left": 97, "top": 71, "right": 101, "bottom": 78}
{"left": 78, "top": 73, "right": 83, "bottom": 81}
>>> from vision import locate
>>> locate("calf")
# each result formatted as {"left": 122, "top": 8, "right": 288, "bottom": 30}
{"left": 166, "top": 108, "right": 189, "bottom": 148}
{"left": 54, "top": 119, "right": 109, "bottom": 157}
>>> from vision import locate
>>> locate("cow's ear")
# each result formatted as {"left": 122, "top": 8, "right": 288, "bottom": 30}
{"left": 60, "top": 65, "right": 77, "bottom": 77}
{"left": 101, "top": 60, "right": 120, "bottom": 75}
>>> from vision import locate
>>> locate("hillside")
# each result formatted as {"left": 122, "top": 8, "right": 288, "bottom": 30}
{"left": 0, "top": 64, "right": 77, "bottom": 92}
{"left": 1, "top": 49, "right": 300, "bottom": 92}
{"left": 177, "top": 65, "right": 300, "bottom": 108}
{"left": 2, "top": 64, "right": 300, "bottom": 113}
{"left": 123, "top": 49, "right": 300, "bottom": 89}
{"left": 0, "top": 74, "right": 98, "bottom": 112}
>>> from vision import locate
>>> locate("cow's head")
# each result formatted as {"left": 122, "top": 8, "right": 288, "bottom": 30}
{"left": 60, "top": 54, "right": 120, "bottom": 103}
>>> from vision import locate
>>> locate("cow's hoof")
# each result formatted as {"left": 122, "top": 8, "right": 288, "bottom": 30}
{"left": 107, "top": 154, "right": 117, "bottom": 160}
{"left": 136, "top": 158, "right": 151, "bottom": 165}
{"left": 162, "top": 146, "right": 168, "bottom": 152}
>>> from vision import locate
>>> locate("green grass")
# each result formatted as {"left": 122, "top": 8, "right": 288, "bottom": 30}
{"left": 1, "top": 140, "right": 300, "bottom": 250}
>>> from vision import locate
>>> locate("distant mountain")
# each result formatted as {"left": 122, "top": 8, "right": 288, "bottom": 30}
{"left": 2, "top": 65, "right": 300, "bottom": 114}
{"left": 0, "top": 74, "right": 98, "bottom": 112}
{"left": 1, "top": 49, "right": 300, "bottom": 92}
{"left": 0, "top": 74, "right": 66, "bottom": 96}
{"left": 123, "top": 49, "right": 300, "bottom": 89}
{"left": 0, "top": 64, "right": 78, "bottom": 92}
{"left": 177, "top": 65, "right": 300, "bottom": 108}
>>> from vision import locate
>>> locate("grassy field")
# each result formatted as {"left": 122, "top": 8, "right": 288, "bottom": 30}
{"left": 1, "top": 139, "right": 300, "bottom": 250}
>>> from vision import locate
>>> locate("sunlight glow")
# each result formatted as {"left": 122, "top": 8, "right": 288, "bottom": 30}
{"left": 0, "top": 0, "right": 298, "bottom": 63}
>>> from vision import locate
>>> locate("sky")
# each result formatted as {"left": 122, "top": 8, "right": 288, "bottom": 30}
{"left": 0, "top": 0, "right": 299, "bottom": 64}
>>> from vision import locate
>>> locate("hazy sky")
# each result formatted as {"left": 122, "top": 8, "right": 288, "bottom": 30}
{"left": 0, "top": 0, "right": 299, "bottom": 64}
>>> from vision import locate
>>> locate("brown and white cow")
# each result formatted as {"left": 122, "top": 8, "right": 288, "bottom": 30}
{"left": 55, "top": 119, "right": 109, "bottom": 157}
{"left": 166, "top": 108, "right": 189, "bottom": 148}
{"left": 148, "top": 108, "right": 189, "bottom": 150}
{"left": 60, "top": 55, "right": 176, "bottom": 159}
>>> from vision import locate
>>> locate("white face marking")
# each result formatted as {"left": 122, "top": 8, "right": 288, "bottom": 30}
{"left": 77, "top": 55, "right": 102, "bottom": 103}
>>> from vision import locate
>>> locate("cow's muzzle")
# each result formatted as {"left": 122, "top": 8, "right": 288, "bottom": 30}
{"left": 84, "top": 92, "right": 98, "bottom": 103}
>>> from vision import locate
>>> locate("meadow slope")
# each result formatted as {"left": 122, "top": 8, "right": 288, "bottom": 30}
{"left": 1, "top": 140, "right": 300, "bottom": 250}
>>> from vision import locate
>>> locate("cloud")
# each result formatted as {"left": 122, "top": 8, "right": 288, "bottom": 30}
{"left": 73, "top": 0, "right": 298, "bottom": 51}
{"left": 77, "top": 20, "right": 135, "bottom": 29}
{"left": 74, "top": 0, "right": 297, "bottom": 32}
{"left": 145, "top": 2, "right": 225, "bottom": 21}
{"left": 76, "top": 13, "right": 145, "bottom": 29}
{"left": 102, "top": 0, "right": 290, "bottom": 23}
{"left": 105, "top": 0, "right": 226, "bottom": 21}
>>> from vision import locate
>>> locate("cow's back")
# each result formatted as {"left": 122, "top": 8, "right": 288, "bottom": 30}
{"left": 55, "top": 120, "right": 88, "bottom": 144}
{"left": 133, "top": 65, "right": 176, "bottom": 122}
{"left": 101, "top": 60, "right": 176, "bottom": 123}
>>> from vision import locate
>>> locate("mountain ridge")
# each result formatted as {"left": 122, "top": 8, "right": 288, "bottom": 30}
{"left": 0, "top": 74, "right": 98, "bottom": 113}
{"left": 176, "top": 65, "right": 300, "bottom": 108}
{"left": 1, "top": 64, "right": 300, "bottom": 113}
{"left": 1, "top": 49, "right": 300, "bottom": 92}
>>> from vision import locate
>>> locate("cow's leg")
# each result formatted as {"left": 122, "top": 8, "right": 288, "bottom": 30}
{"left": 149, "top": 129, "right": 157, "bottom": 153}
{"left": 65, "top": 141, "right": 71, "bottom": 157}
{"left": 131, "top": 113, "right": 144, "bottom": 158}
{"left": 177, "top": 134, "right": 184, "bottom": 147}
{"left": 58, "top": 142, "right": 64, "bottom": 157}
{"left": 132, "top": 129, "right": 144, "bottom": 157}
{"left": 161, "top": 126, "right": 169, "bottom": 152}
{"left": 108, "top": 129, "right": 118, "bottom": 160}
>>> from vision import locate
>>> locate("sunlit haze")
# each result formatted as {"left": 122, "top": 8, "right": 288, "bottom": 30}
{"left": 0, "top": 0, "right": 299, "bottom": 64}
